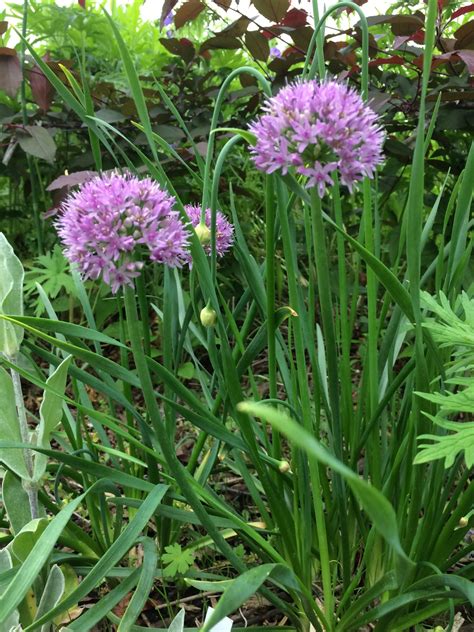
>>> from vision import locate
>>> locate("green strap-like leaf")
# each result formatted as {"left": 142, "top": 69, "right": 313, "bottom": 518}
{"left": 201, "top": 564, "right": 308, "bottom": 632}
{"left": 237, "top": 402, "right": 412, "bottom": 563}
{"left": 116, "top": 538, "right": 158, "bottom": 632}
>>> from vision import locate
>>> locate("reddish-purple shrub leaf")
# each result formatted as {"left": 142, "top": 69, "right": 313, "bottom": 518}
{"left": 245, "top": 31, "right": 270, "bottom": 61}
{"left": 450, "top": 4, "right": 474, "bottom": 20}
{"left": 214, "top": 0, "right": 232, "bottom": 8}
{"left": 47, "top": 170, "right": 98, "bottom": 192}
{"left": 160, "top": 37, "right": 196, "bottom": 62}
{"left": 290, "top": 26, "right": 314, "bottom": 52}
{"left": 455, "top": 20, "right": 474, "bottom": 49}
{"left": 433, "top": 50, "right": 474, "bottom": 74}
{"left": 369, "top": 55, "right": 406, "bottom": 67}
{"left": 0, "top": 48, "right": 22, "bottom": 97}
{"left": 160, "top": 0, "right": 179, "bottom": 27}
{"left": 78, "top": 0, "right": 86, "bottom": 7}
{"left": 268, "top": 50, "right": 304, "bottom": 74}
{"left": 457, "top": 49, "right": 474, "bottom": 73}
{"left": 220, "top": 17, "right": 250, "bottom": 37}
{"left": 324, "top": 40, "right": 357, "bottom": 66}
{"left": 17, "top": 125, "right": 56, "bottom": 163}
{"left": 280, "top": 8, "right": 307, "bottom": 27}
{"left": 411, "top": 29, "right": 425, "bottom": 43}
{"left": 174, "top": 0, "right": 205, "bottom": 29}
{"left": 30, "top": 53, "right": 54, "bottom": 111}
{"left": 200, "top": 35, "right": 241, "bottom": 52}
{"left": 365, "top": 14, "right": 424, "bottom": 35}
{"left": 251, "top": 0, "right": 290, "bottom": 23}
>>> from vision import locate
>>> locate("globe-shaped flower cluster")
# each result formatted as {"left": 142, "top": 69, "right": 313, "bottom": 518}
{"left": 185, "top": 205, "right": 234, "bottom": 257}
{"left": 249, "top": 79, "right": 384, "bottom": 197}
{"left": 56, "top": 173, "right": 189, "bottom": 293}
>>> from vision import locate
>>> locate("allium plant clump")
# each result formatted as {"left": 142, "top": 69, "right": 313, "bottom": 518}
{"left": 250, "top": 79, "right": 384, "bottom": 196}
{"left": 185, "top": 204, "right": 234, "bottom": 256}
{"left": 56, "top": 172, "right": 189, "bottom": 292}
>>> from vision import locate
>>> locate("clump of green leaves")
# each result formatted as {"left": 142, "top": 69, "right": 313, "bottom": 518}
{"left": 162, "top": 543, "right": 196, "bottom": 577}
{"left": 416, "top": 291, "right": 474, "bottom": 467}
{"left": 24, "top": 245, "right": 77, "bottom": 315}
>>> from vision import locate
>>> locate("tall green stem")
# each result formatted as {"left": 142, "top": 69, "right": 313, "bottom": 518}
{"left": 20, "top": 0, "right": 43, "bottom": 254}
{"left": 265, "top": 175, "right": 279, "bottom": 456}
{"left": 277, "top": 186, "right": 334, "bottom": 629}
{"left": 310, "top": 189, "right": 351, "bottom": 588}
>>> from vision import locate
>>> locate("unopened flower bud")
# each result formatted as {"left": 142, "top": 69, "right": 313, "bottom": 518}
{"left": 458, "top": 516, "right": 469, "bottom": 528}
{"left": 278, "top": 460, "right": 290, "bottom": 473}
{"left": 194, "top": 222, "right": 211, "bottom": 245}
{"left": 200, "top": 305, "right": 217, "bottom": 328}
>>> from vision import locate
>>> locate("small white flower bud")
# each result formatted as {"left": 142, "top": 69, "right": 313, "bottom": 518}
{"left": 194, "top": 222, "right": 211, "bottom": 245}
{"left": 200, "top": 305, "right": 217, "bottom": 328}
{"left": 278, "top": 460, "right": 291, "bottom": 473}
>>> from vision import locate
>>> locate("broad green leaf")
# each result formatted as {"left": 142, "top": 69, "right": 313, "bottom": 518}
{"left": 202, "top": 564, "right": 300, "bottom": 632}
{"left": 25, "top": 484, "right": 168, "bottom": 630}
{"left": 0, "top": 480, "right": 109, "bottom": 625}
{"left": 212, "top": 127, "right": 256, "bottom": 145}
{"left": 61, "top": 568, "right": 140, "bottom": 632}
{"left": 446, "top": 142, "right": 474, "bottom": 290}
{"left": 0, "top": 551, "right": 20, "bottom": 630}
{"left": 168, "top": 609, "right": 185, "bottom": 632}
{"left": 35, "top": 565, "right": 65, "bottom": 632}
{"left": 185, "top": 578, "right": 234, "bottom": 592}
{"left": 177, "top": 362, "right": 194, "bottom": 381}
{"left": 0, "top": 367, "right": 29, "bottom": 479}
{"left": 0, "top": 315, "right": 139, "bottom": 387}
{"left": 2, "top": 470, "right": 32, "bottom": 534}
{"left": 33, "top": 356, "right": 72, "bottom": 482}
{"left": 0, "top": 442, "right": 156, "bottom": 494}
{"left": 17, "top": 125, "right": 57, "bottom": 163}
{"left": 117, "top": 538, "right": 158, "bottom": 632}
{"left": 5, "top": 315, "right": 126, "bottom": 348}
{"left": 0, "top": 233, "right": 24, "bottom": 357}
{"left": 162, "top": 543, "right": 195, "bottom": 577}
{"left": 410, "top": 573, "right": 474, "bottom": 606}
{"left": 415, "top": 417, "right": 474, "bottom": 468}
{"left": 11, "top": 518, "right": 49, "bottom": 563}
{"left": 237, "top": 402, "right": 411, "bottom": 563}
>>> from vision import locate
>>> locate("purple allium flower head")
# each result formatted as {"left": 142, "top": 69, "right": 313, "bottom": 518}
{"left": 185, "top": 205, "right": 234, "bottom": 257}
{"left": 249, "top": 79, "right": 384, "bottom": 197}
{"left": 56, "top": 173, "right": 189, "bottom": 293}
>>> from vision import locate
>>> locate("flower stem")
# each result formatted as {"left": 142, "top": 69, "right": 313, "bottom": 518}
{"left": 309, "top": 188, "right": 351, "bottom": 589}
{"left": 265, "top": 175, "right": 279, "bottom": 456}
{"left": 276, "top": 184, "right": 334, "bottom": 629}
{"left": 20, "top": 0, "right": 43, "bottom": 255}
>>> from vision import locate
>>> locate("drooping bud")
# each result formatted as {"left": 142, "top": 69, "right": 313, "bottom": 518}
{"left": 200, "top": 305, "right": 217, "bottom": 328}
{"left": 458, "top": 516, "right": 469, "bottom": 528}
{"left": 278, "top": 460, "right": 291, "bottom": 473}
{"left": 194, "top": 222, "right": 211, "bottom": 246}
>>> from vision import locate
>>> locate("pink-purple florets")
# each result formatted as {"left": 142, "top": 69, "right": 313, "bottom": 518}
{"left": 249, "top": 79, "right": 384, "bottom": 197}
{"left": 185, "top": 205, "right": 234, "bottom": 257}
{"left": 56, "top": 173, "right": 189, "bottom": 293}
